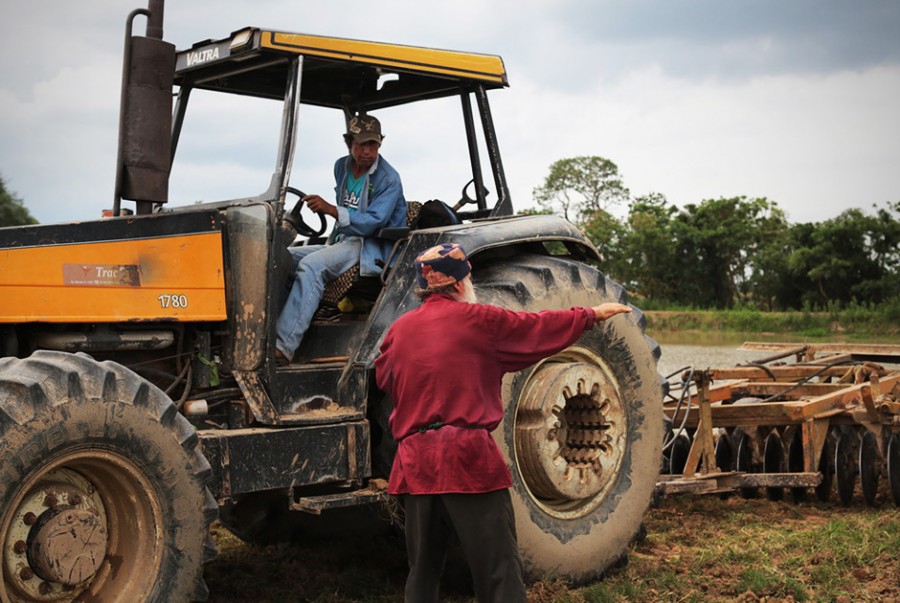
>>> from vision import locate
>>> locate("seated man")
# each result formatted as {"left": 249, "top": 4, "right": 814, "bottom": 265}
{"left": 275, "top": 115, "right": 408, "bottom": 363}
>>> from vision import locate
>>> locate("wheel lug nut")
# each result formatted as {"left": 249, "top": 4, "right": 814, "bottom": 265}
{"left": 23, "top": 512, "right": 37, "bottom": 526}
{"left": 13, "top": 540, "right": 27, "bottom": 554}
{"left": 19, "top": 567, "right": 34, "bottom": 581}
{"left": 44, "top": 494, "right": 59, "bottom": 508}
{"left": 69, "top": 494, "right": 83, "bottom": 506}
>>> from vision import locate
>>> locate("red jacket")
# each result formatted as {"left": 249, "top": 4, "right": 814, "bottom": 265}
{"left": 375, "top": 293, "right": 595, "bottom": 495}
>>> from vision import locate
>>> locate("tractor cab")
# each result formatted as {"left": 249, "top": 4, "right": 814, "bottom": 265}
{"left": 116, "top": 27, "right": 531, "bottom": 425}
{"left": 120, "top": 27, "right": 513, "bottom": 221}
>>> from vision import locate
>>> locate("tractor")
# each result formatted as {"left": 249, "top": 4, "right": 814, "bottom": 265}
{"left": 0, "top": 2, "right": 663, "bottom": 600}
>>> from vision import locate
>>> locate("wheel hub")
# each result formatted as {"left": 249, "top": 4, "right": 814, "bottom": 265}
{"left": 515, "top": 351, "right": 627, "bottom": 516}
{"left": 28, "top": 508, "right": 108, "bottom": 585}
{"left": 4, "top": 469, "right": 107, "bottom": 601}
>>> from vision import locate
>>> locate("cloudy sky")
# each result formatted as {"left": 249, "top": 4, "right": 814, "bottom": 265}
{"left": 2, "top": 0, "right": 899, "bottom": 226}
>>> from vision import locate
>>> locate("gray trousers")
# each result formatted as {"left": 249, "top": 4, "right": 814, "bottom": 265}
{"left": 402, "top": 489, "right": 526, "bottom": 603}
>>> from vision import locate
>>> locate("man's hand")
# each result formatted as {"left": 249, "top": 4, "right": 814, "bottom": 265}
{"left": 592, "top": 303, "right": 632, "bottom": 324}
{"left": 303, "top": 194, "right": 338, "bottom": 219}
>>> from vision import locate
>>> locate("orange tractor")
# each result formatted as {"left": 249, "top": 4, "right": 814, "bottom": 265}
{"left": 0, "top": 2, "right": 663, "bottom": 600}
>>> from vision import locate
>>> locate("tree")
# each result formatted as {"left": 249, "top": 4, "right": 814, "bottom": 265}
{"left": 580, "top": 208, "right": 627, "bottom": 281}
{"left": 666, "top": 197, "right": 788, "bottom": 309}
{"left": 532, "top": 156, "right": 630, "bottom": 222}
{"left": 617, "top": 193, "right": 681, "bottom": 303}
{"left": 739, "top": 200, "right": 791, "bottom": 309}
{"left": 534, "top": 153, "right": 898, "bottom": 311}
{"left": 0, "top": 175, "right": 38, "bottom": 227}
{"left": 516, "top": 207, "right": 555, "bottom": 217}
{"left": 784, "top": 203, "right": 899, "bottom": 308}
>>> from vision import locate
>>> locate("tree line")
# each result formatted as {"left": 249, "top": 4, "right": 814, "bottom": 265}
{"left": 3, "top": 167, "right": 898, "bottom": 313}
{"left": 530, "top": 156, "right": 899, "bottom": 311}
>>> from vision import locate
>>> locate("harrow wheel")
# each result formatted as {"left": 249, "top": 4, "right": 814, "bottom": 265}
{"left": 835, "top": 429, "right": 859, "bottom": 506}
{"left": 763, "top": 431, "right": 785, "bottom": 501}
{"left": 859, "top": 430, "right": 881, "bottom": 507}
{"left": 887, "top": 433, "right": 900, "bottom": 506}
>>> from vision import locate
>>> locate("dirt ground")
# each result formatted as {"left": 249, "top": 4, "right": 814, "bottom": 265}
{"left": 204, "top": 490, "right": 899, "bottom": 602}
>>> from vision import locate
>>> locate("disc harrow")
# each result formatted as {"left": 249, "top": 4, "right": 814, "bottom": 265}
{"left": 658, "top": 343, "right": 900, "bottom": 506}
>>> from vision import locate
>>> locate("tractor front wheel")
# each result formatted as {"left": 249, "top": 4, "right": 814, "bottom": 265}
{"left": 0, "top": 351, "right": 216, "bottom": 602}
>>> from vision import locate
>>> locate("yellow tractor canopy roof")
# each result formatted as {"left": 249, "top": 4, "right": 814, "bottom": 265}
{"left": 174, "top": 28, "right": 508, "bottom": 111}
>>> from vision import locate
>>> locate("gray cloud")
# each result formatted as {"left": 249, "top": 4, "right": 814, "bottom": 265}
{"left": 554, "top": 0, "right": 900, "bottom": 80}
{"left": 0, "top": 1, "right": 898, "bottom": 226}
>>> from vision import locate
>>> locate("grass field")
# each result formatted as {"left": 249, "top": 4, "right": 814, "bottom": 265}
{"left": 205, "top": 492, "right": 899, "bottom": 602}
{"left": 642, "top": 308, "right": 899, "bottom": 341}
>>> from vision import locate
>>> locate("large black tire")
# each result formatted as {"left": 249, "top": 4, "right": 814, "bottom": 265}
{"left": 0, "top": 351, "right": 217, "bottom": 602}
{"left": 475, "top": 254, "right": 664, "bottom": 584}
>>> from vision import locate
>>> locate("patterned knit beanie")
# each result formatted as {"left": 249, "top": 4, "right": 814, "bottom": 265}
{"left": 415, "top": 243, "right": 471, "bottom": 290}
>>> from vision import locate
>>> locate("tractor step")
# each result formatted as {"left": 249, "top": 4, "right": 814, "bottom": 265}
{"left": 290, "top": 479, "right": 389, "bottom": 514}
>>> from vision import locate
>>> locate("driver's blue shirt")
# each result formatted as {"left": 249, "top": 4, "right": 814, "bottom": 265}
{"left": 330, "top": 154, "right": 407, "bottom": 276}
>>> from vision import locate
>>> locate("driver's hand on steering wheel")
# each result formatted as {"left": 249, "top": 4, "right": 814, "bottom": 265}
{"left": 303, "top": 194, "right": 338, "bottom": 219}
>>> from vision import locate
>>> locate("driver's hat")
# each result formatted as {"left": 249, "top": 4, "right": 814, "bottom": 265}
{"left": 346, "top": 115, "right": 383, "bottom": 144}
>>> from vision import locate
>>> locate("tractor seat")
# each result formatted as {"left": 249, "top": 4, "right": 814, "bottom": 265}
{"left": 315, "top": 199, "right": 458, "bottom": 320}
{"left": 314, "top": 201, "right": 422, "bottom": 320}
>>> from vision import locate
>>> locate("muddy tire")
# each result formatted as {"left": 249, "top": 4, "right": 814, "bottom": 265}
{"left": 0, "top": 351, "right": 217, "bottom": 602}
{"left": 475, "top": 254, "right": 663, "bottom": 584}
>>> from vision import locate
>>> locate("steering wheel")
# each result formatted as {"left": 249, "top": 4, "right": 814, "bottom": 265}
{"left": 451, "top": 178, "right": 490, "bottom": 211}
{"left": 283, "top": 186, "right": 328, "bottom": 238}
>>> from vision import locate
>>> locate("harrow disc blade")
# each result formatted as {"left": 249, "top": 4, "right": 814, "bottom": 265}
{"left": 888, "top": 433, "right": 900, "bottom": 507}
{"left": 859, "top": 430, "right": 881, "bottom": 507}
{"left": 787, "top": 430, "right": 807, "bottom": 504}
{"left": 715, "top": 431, "right": 736, "bottom": 472}
{"left": 763, "top": 431, "right": 785, "bottom": 501}
{"left": 815, "top": 434, "right": 835, "bottom": 503}
{"left": 668, "top": 433, "right": 691, "bottom": 475}
{"left": 835, "top": 431, "right": 859, "bottom": 506}
{"left": 735, "top": 429, "right": 758, "bottom": 499}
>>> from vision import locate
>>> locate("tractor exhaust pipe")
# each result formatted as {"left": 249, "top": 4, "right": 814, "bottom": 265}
{"left": 146, "top": 0, "right": 164, "bottom": 40}
{"left": 112, "top": 1, "right": 175, "bottom": 216}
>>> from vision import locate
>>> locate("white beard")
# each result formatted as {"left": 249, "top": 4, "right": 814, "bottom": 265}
{"left": 455, "top": 277, "right": 478, "bottom": 304}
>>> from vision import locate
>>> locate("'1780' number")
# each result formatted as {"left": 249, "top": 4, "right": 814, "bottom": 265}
{"left": 158, "top": 294, "right": 189, "bottom": 309}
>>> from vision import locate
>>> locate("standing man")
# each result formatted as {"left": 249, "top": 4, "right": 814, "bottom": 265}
{"left": 276, "top": 114, "right": 407, "bottom": 363}
{"left": 375, "top": 243, "right": 632, "bottom": 602}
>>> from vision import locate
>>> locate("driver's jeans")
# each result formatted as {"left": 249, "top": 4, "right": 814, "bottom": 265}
{"left": 275, "top": 237, "right": 361, "bottom": 361}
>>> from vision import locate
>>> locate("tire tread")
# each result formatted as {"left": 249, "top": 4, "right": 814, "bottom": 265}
{"left": 0, "top": 350, "right": 217, "bottom": 601}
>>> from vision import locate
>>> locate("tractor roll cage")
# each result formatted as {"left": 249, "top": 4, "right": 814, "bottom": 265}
{"left": 169, "top": 28, "right": 513, "bottom": 218}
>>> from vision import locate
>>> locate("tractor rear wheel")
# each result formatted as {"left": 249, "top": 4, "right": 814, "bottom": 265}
{"left": 0, "top": 351, "right": 216, "bottom": 602}
{"left": 476, "top": 254, "right": 663, "bottom": 583}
